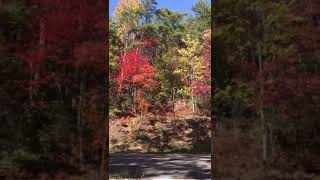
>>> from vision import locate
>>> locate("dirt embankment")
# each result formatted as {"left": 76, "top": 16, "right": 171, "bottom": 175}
{"left": 214, "top": 127, "right": 320, "bottom": 180}
{"left": 109, "top": 115, "right": 211, "bottom": 153}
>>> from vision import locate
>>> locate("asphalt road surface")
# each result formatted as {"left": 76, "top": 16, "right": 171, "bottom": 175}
{"left": 109, "top": 153, "right": 211, "bottom": 179}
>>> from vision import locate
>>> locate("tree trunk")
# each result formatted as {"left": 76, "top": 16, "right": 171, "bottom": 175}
{"left": 100, "top": 119, "right": 107, "bottom": 180}
{"left": 191, "top": 66, "right": 195, "bottom": 115}
{"left": 172, "top": 88, "right": 175, "bottom": 117}
{"left": 30, "top": 16, "right": 45, "bottom": 106}
{"left": 211, "top": 115, "right": 214, "bottom": 179}
{"left": 258, "top": 43, "right": 267, "bottom": 164}
{"left": 268, "top": 123, "right": 273, "bottom": 158}
{"left": 132, "top": 87, "right": 136, "bottom": 114}
{"left": 191, "top": 86, "right": 195, "bottom": 115}
{"left": 29, "top": 63, "right": 33, "bottom": 107}
{"left": 102, "top": 11, "right": 109, "bottom": 179}
{"left": 256, "top": 5, "right": 268, "bottom": 165}
{"left": 78, "top": 75, "right": 83, "bottom": 169}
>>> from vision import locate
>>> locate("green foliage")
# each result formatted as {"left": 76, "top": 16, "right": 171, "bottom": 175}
{"left": 155, "top": 48, "right": 183, "bottom": 91}
{"left": 109, "top": 21, "right": 122, "bottom": 71}
{"left": 155, "top": 8, "right": 186, "bottom": 28}
{"left": 213, "top": 0, "right": 320, "bottom": 176}
{"left": 213, "top": 84, "right": 253, "bottom": 118}
{"left": 141, "top": 0, "right": 158, "bottom": 24}
{"left": 213, "top": 0, "right": 299, "bottom": 63}
{"left": 192, "top": 0, "right": 211, "bottom": 32}
{"left": 110, "top": 0, "right": 211, "bottom": 117}
{"left": 0, "top": 0, "right": 30, "bottom": 43}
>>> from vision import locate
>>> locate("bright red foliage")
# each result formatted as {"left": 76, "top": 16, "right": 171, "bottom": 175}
{"left": 18, "top": 0, "right": 106, "bottom": 111}
{"left": 30, "top": 0, "right": 99, "bottom": 47}
{"left": 114, "top": 50, "right": 158, "bottom": 91}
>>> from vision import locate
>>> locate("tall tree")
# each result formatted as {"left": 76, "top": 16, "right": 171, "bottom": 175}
{"left": 114, "top": 50, "right": 157, "bottom": 114}
{"left": 141, "top": 0, "right": 157, "bottom": 24}
{"left": 113, "top": 0, "right": 142, "bottom": 46}
{"left": 177, "top": 34, "right": 204, "bottom": 114}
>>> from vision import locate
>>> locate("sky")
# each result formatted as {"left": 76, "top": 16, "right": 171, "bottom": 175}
{"left": 109, "top": 0, "right": 201, "bottom": 17}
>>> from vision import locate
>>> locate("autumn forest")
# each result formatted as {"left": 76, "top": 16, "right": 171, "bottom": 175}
{"left": 109, "top": 0, "right": 211, "bottom": 154}
{"left": 0, "top": 0, "right": 319, "bottom": 179}
{"left": 1, "top": 0, "right": 108, "bottom": 179}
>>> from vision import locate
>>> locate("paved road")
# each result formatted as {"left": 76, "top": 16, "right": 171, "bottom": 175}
{"left": 109, "top": 153, "right": 211, "bottom": 179}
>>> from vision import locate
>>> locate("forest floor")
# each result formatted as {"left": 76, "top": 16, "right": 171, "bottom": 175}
{"left": 213, "top": 125, "right": 320, "bottom": 180}
{"left": 110, "top": 101, "right": 211, "bottom": 153}
{"left": 109, "top": 115, "right": 211, "bottom": 153}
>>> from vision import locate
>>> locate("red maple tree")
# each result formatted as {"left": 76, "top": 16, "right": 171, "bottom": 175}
{"left": 114, "top": 49, "right": 158, "bottom": 114}
{"left": 114, "top": 50, "right": 157, "bottom": 92}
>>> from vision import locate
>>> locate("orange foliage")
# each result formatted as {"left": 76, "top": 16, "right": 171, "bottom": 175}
{"left": 135, "top": 90, "right": 150, "bottom": 116}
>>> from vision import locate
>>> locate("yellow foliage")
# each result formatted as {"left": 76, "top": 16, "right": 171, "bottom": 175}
{"left": 114, "top": 0, "right": 141, "bottom": 18}
{"left": 176, "top": 34, "right": 204, "bottom": 81}
{"left": 112, "top": 0, "right": 142, "bottom": 43}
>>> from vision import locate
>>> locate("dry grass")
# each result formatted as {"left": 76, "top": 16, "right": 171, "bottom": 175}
{"left": 109, "top": 115, "right": 211, "bottom": 153}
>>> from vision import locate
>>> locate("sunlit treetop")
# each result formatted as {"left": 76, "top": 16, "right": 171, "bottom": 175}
{"left": 113, "top": 0, "right": 141, "bottom": 19}
{"left": 112, "top": 0, "right": 142, "bottom": 43}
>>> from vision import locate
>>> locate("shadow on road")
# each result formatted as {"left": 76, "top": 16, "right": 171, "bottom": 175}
{"left": 109, "top": 153, "right": 211, "bottom": 179}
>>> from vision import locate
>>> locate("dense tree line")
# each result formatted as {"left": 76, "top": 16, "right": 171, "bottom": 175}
{"left": 1, "top": 0, "right": 319, "bottom": 179}
{"left": 109, "top": 0, "right": 212, "bottom": 118}
{"left": 0, "top": 0, "right": 211, "bottom": 178}
{"left": 0, "top": 0, "right": 107, "bottom": 179}
{"left": 213, "top": 0, "right": 320, "bottom": 177}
